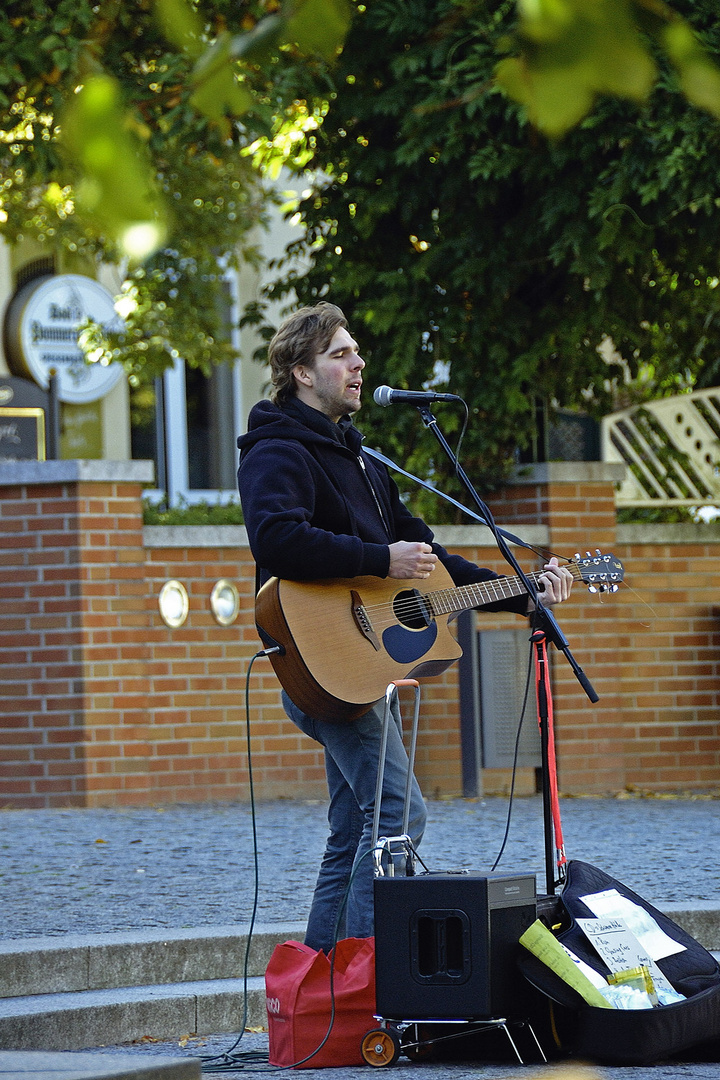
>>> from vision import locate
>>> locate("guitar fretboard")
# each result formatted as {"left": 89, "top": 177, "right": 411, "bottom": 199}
{"left": 427, "top": 564, "right": 583, "bottom": 616}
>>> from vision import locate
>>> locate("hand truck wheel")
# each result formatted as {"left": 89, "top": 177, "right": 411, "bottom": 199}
{"left": 360, "top": 1026, "right": 402, "bottom": 1067}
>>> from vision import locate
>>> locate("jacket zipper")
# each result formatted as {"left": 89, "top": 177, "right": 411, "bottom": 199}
{"left": 357, "top": 454, "right": 392, "bottom": 538}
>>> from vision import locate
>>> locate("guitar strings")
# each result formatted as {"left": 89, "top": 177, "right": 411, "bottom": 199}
{"left": 353, "top": 581, "right": 538, "bottom": 632}
{"left": 359, "top": 556, "right": 622, "bottom": 620}
{"left": 363, "top": 569, "right": 553, "bottom": 611}
{"left": 358, "top": 568, "right": 564, "bottom": 620}
{"left": 613, "top": 577, "right": 655, "bottom": 626}
{"left": 344, "top": 560, "right": 619, "bottom": 633}
{"left": 304, "top": 569, "right": 620, "bottom": 638}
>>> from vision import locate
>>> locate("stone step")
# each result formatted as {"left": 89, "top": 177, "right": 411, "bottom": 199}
{"left": 0, "top": 924, "right": 301, "bottom": 1053}
{"left": 0, "top": 909, "right": 717, "bottom": 1055}
{"left": 0, "top": 977, "right": 267, "bottom": 1053}
{"left": 0, "top": 923, "right": 305, "bottom": 1000}
{"left": 661, "top": 903, "right": 720, "bottom": 951}
{"left": 0, "top": 1050, "right": 201, "bottom": 1080}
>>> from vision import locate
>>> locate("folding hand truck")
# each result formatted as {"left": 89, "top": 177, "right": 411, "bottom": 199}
{"left": 360, "top": 680, "right": 547, "bottom": 1068}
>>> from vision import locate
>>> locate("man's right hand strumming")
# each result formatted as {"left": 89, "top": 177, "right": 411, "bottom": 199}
{"left": 388, "top": 541, "right": 438, "bottom": 580}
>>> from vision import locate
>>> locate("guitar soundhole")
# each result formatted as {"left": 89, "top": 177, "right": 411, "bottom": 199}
{"left": 393, "top": 589, "right": 433, "bottom": 631}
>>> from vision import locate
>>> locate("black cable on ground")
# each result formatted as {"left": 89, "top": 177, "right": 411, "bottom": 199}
{"left": 201, "top": 650, "right": 270, "bottom": 1073}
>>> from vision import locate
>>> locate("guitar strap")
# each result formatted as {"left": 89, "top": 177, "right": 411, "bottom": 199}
{"left": 361, "top": 444, "right": 544, "bottom": 557}
{"left": 250, "top": 444, "right": 551, "bottom": 596}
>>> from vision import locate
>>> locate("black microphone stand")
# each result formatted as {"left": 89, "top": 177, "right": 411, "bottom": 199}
{"left": 416, "top": 404, "right": 599, "bottom": 894}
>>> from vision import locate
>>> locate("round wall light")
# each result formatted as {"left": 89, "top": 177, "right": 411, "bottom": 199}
{"left": 210, "top": 579, "right": 240, "bottom": 626}
{"left": 158, "top": 580, "right": 189, "bottom": 628}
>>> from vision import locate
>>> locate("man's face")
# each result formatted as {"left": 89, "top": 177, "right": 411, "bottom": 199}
{"left": 292, "top": 326, "right": 365, "bottom": 422}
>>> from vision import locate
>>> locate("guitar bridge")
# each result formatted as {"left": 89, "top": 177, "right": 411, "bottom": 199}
{"left": 351, "top": 590, "right": 381, "bottom": 652}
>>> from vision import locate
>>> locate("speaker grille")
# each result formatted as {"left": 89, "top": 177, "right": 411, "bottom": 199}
{"left": 411, "top": 909, "right": 471, "bottom": 983}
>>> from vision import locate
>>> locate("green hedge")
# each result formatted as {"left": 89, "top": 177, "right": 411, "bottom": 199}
{"left": 143, "top": 499, "right": 244, "bottom": 525}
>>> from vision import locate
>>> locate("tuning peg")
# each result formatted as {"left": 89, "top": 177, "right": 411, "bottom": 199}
{"left": 574, "top": 552, "right": 581, "bottom": 561}
{"left": 588, "top": 585, "right": 598, "bottom": 594}
{"left": 595, "top": 548, "right": 602, "bottom": 556}
{"left": 610, "top": 584, "right": 619, "bottom": 593}
{"left": 586, "top": 551, "right": 592, "bottom": 558}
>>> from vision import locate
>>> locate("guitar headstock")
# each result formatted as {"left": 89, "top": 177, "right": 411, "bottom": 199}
{"left": 572, "top": 550, "right": 625, "bottom": 594}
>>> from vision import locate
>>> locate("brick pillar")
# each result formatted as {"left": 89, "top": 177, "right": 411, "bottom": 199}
{"left": 488, "top": 463, "right": 628, "bottom": 793}
{"left": 0, "top": 460, "right": 154, "bottom": 807}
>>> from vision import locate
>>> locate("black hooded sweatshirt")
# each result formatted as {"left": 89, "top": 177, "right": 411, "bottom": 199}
{"left": 237, "top": 398, "right": 528, "bottom": 615}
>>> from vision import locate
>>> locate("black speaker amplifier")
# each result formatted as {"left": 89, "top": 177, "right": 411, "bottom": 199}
{"left": 374, "top": 871, "right": 537, "bottom": 1019}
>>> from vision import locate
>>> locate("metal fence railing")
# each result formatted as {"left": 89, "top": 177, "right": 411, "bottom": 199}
{"left": 601, "top": 388, "right": 720, "bottom": 507}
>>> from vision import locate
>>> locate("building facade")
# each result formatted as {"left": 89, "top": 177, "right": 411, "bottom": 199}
{"left": 2, "top": 459, "right": 719, "bottom": 808}
{"left": 0, "top": 196, "right": 297, "bottom": 504}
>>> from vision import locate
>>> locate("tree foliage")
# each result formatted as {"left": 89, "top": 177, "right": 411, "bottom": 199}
{"left": 251, "top": 0, "right": 720, "bottom": 504}
{"left": 497, "top": 0, "right": 720, "bottom": 137}
{"left": 0, "top": 0, "right": 349, "bottom": 381}
{"left": 4, "top": 0, "right": 720, "bottom": 496}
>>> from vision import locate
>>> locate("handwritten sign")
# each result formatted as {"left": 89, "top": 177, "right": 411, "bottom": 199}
{"left": 580, "top": 889, "right": 686, "bottom": 960}
{"left": 576, "top": 916, "right": 651, "bottom": 972}
{"left": 576, "top": 917, "right": 681, "bottom": 1002}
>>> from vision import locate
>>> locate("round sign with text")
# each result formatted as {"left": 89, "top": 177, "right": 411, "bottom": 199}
{"left": 6, "top": 274, "right": 125, "bottom": 403}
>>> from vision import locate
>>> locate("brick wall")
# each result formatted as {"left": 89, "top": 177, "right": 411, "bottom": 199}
{"left": 0, "top": 471, "right": 87, "bottom": 803}
{"left": 612, "top": 527, "right": 720, "bottom": 790}
{"left": 489, "top": 465, "right": 720, "bottom": 793}
{"left": 489, "top": 464, "right": 627, "bottom": 793}
{"left": 2, "top": 460, "right": 719, "bottom": 807}
{"left": 0, "top": 461, "right": 155, "bottom": 806}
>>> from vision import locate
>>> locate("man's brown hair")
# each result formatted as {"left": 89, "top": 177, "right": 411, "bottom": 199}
{"left": 268, "top": 302, "right": 348, "bottom": 404}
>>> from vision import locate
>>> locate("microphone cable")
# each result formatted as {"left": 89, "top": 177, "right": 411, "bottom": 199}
{"left": 491, "top": 636, "right": 535, "bottom": 873}
{"left": 201, "top": 648, "right": 277, "bottom": 1073}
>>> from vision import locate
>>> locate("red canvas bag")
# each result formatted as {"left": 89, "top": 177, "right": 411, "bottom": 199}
{"left": 265, "top": 937, "right": 376, "bottom": 1068}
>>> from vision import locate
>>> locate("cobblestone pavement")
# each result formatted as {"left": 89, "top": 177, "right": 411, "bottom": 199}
{"left": 81, "top": 1029, "right": 720, "bottom": 1080}
{"left": 2, "top": 795, "right": 719, "bottom": 1077}
{"left": 0, "top": 795, "right": 718, "bottom": 938}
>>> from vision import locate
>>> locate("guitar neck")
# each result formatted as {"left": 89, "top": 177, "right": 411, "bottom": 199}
{"left": 429, "top": 563, "right": 583, "bottom": 616}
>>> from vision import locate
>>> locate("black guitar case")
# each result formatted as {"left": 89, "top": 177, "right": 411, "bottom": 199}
{"left": 518, "top": 859, "right": 720, "bottom": 1065}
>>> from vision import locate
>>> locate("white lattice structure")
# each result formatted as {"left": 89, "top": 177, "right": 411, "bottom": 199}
{"left": 601, "top": 387, "right": 720, "bottom": 506}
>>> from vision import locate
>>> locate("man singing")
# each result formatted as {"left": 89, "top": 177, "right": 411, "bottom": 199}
{"left": 237, "top": 301, "right": 573, "bottom": 952}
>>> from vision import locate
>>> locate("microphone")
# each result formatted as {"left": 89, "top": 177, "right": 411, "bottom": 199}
{"left": 373, "top": 385, "right": 461, "bottom": 407}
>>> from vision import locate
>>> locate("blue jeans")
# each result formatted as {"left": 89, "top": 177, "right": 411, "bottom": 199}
{"left": 282, "top": 690, "right": 427, "bottom": 952}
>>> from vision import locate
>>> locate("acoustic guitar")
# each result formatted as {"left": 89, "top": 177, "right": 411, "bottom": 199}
{"left": 255, "top": 552, "right": 624, "bottom": 722}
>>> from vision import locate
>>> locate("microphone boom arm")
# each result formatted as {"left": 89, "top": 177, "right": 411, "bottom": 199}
{"left": 415, "top": 403, "right": 598, "bottom": 704}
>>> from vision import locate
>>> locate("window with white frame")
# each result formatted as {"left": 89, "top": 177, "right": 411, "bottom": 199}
{"left": 130, "top": 275, "right": 244, "bottom": 506}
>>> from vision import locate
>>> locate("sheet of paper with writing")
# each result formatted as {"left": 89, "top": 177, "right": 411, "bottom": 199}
{"left": 579, "top": 888, "right": 686, "bottom": 960}
{"left": 576, "top": 916, "right": 683, "bottom": 1003}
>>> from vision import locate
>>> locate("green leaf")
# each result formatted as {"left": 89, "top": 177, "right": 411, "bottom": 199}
{"left": 228, "top": 15, "right": 283, "bottom": 64}
{"left": 497, "top": 0, "right": 720, "bottom": 136}
{"left": 189, "top": 33, "right": 255, "bottom": 129}
{"left": 495, "top": 0, "right": 657, "bottom": 136}
{"left": 60, "top": 74, "right": 168, "bottom": 261}
{"left": 154, "top": 0, "right": 204, "bottom": 59}
{"left": 281, "top": 0, "right": 352, "bottom": 60}
{"left": 662, "top": 20, "right": 720, "bottom": 120}
{"left": 495, "top": 56, "right": 594, "bottom": 135}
